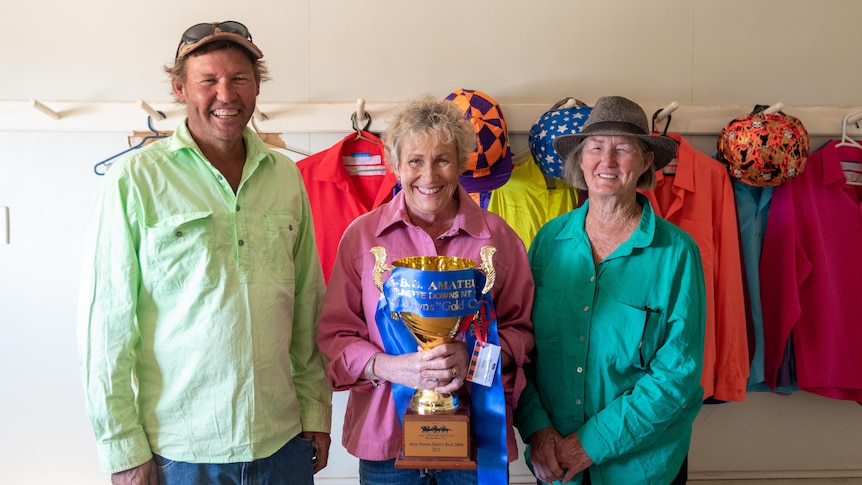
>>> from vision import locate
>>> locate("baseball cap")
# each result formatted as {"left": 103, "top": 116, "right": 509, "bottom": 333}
{"left": 176, "top": 21, "right": 263, "bottom": 60}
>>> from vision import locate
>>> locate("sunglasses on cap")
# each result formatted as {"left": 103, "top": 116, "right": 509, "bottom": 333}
{"left": 175, "top": 21, "right": 254, "bottom": 58}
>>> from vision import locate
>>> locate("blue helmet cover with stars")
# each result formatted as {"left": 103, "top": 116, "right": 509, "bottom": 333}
{"left": 529, "top": 104, "right": 593, "bottom": 179}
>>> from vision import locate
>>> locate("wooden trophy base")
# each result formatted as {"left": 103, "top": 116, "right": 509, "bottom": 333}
{"left": 395, "top": 406, "right": 477, "bottom": 470}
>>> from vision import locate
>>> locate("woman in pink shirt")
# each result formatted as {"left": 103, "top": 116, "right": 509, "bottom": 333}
{"left": 316, "top": 94, "right": 534, "bottom": 485}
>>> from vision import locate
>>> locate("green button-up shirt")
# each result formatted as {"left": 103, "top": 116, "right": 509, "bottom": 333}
{"left": 78, "top": 121, "right": 331, "bottom": 473}
{"left": 514, "top": 194, "right": 706, "bottom": 485}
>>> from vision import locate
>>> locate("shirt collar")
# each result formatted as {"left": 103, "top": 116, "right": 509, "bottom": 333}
{"left": 167, "top": 119, "right": 275, "bottom": 168}
{"left": 556, "top": 193, "right": 656, "bottom": 251}
{"left": 653, "top": 134, "right": 694, "bottom": 193}
{"left": 732, "top": 178, "right": 774, "bottom": 211}
{"left": 630, "top": 193, "right": 657, "bottom": 249}
{"left": 374, "top": 184, "right": 492, "bottom": 239}
{"left": 822, "top": 140, "right": 859, "bottom": 187}
{"left": 307, "top": 131, "right": 387, "bottom": 183}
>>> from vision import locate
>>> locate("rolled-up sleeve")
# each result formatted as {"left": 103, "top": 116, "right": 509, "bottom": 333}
{"left": 317, "top": 228, "right": 383, "bottom": 391}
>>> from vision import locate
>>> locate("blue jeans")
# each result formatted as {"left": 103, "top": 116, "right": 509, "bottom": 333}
{"left": 359, "top": 459, "right": 479, "bottom": 485}
{"left": 153, "top": 434, "right": 314, "bottom": 484}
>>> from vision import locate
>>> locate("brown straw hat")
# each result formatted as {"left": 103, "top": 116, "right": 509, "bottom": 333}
{"left": 553, "top": 96, "right": 678, "bottom": 169}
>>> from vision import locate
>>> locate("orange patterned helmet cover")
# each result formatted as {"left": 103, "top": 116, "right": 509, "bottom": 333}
{"left": 444, "top": 89, "right": 511, "bottom": 178}
{"left": 717, "top": 112, "right": 809, "bottom": 187}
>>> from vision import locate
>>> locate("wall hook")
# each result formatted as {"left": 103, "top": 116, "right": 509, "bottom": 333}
{"left": 1, "top": 206, "right": 9, "bottom": 245}
{"left": 356, "top": 98, "right": 366, "bottom": 126}
{"left": 844, "top": 110, "right": 862, "bottom": 127}
{"left": 763, "top": 102, "right": 784, "bottom": 115}
{"left": 254, "top": 106, "right": 269, "bottom": 121}
{"left": 560, "top": 98, "right": 579, "bottom": 109}
{"left": 137, "top": 100, "right": 166, "bottom": 120}
{"left": 30, "top": 99, "right": 61, "bottom": 120}
{"left": 352, "top": 98, "right": 372, "bottom": 132}
{"left": 655, "top": 101, "right": 679, "bottom": 123}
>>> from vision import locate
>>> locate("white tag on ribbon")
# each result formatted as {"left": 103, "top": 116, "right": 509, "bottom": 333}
{"left": 466, "top": 341, "right": 500, "bottom": 387}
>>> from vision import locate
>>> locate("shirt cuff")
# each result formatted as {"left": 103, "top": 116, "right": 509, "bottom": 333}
{"left": 576, "top": 421, "right": 612, "bottom": 465}
{"left": 96, "top": 430, "right": 152, "bottom": 474}
{"left": 300, "top": 401, "right": 333, "bottom": 434}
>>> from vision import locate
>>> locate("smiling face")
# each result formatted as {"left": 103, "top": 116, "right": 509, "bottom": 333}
{"left": 395, "top": 133, "right": 462, "bottom": 226}
{"left": 579, "top": 135, "right": 654, "bottom": 197}
{"left": 172, "top": 47, "right": 259, "bottom": 150}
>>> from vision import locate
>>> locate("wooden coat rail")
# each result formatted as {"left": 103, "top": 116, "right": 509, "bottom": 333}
{"left": 3, "top": 99, "right": 862, "bottom": 137}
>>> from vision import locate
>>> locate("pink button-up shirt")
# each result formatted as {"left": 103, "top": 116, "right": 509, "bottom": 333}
{"left": 760, "top": 141, "right": 862, "bottom": 402}
{"left": 317, "top": 185, "right": 535, "bottom": 461}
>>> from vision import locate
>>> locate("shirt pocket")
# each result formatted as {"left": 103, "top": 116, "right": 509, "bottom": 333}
{"left": 263, "top": 212, "right": 299, "bottom": 283}
{"left": 597, "top": 298, "right": 664, "bottom": 372}
{"left": 145, "top": 211, "right": 216, "bottom": 294}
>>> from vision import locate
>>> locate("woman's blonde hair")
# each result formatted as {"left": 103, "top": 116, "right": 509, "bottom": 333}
{"left": 383, "top": 94, "right": 476, "bottom": 172}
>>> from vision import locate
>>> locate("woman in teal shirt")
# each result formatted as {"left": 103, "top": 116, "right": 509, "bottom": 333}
{"left": 514, "top": 96, "right": 707, "bottom": 485}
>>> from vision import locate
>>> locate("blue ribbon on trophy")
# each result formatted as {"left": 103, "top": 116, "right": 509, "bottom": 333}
{"left": 371, "top": 246, "right": 507, "bottom": 483}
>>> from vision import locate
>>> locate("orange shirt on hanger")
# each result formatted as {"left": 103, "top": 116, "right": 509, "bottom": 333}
{"left": 641, "top": 134, "right": 749, "bottom": 402}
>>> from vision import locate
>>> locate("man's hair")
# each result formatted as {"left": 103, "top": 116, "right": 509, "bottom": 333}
{"left": 163, "top": 40, "right": 271, "bottom": 103}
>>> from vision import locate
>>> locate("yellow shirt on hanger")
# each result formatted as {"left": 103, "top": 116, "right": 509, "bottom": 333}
{"left": 487, "top": 153, "right": 579, "bottom": 250}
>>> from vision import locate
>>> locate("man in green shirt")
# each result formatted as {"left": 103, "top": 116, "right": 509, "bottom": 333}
{"left": 78, "top": 21, "right": 331, "bottom": 484}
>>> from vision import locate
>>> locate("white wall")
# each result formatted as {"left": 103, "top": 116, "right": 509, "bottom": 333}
{"left": 2, "top": 1, "right": 862, "bottom": 484}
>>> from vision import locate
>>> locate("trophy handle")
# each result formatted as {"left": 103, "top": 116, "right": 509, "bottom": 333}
{"left": 478, "top": 246, "right": 497, "bottom": 295}
{"left": 371, "top": 246, "right": 391, "bottom": 294}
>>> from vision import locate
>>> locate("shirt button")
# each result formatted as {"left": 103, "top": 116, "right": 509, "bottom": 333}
{"left": 580, "top": 336, "right": 586, "bottom": 342}
{"left": 590, "top": 276, "right": 595, "bottom": 282}
{"left": 236, "top": 205, "right": 241, "bottom": 211}
{"left": 583, "top": 306, "right": 589, "bottom": 312}
{"left": 575, "top": 399, "right": 582, "bottom": 405}
{"left": 238, "top": 240, "right": 245, "bottom": 246}
{"left": 217, "top": 175, "right": 224, "bottom": 180}
{"left": 175, "top": 231, "right": 183, "bottom": 237}
{"left": 577, "top": 367, "right": 583, "bottom": 373}
{"left": 289, "top": 224, "right": 294, "bottom": 231}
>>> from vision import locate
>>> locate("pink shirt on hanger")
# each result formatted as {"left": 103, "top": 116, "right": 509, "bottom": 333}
{"left": 760, "top": 140, "right": 862, "bottom": 403}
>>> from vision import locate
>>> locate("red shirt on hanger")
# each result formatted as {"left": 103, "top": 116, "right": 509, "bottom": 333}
{"left": 297, "top": 132, "right": 397, "bottom": 283}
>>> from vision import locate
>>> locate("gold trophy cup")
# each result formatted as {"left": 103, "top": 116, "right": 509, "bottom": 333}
{"left": 371, "top": 246, "right": 496, "bottom": 469}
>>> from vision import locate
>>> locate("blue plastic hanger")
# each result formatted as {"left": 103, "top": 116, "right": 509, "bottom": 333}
{"left": 93, "top": 112, "right": 167, "bottom": 175}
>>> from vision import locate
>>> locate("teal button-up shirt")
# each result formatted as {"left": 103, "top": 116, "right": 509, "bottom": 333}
{"left": 78, "top": 121, "right": 331, "bottom": 473}
{"left": 515, "top": 194, "right": 706, "bottom": 485}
